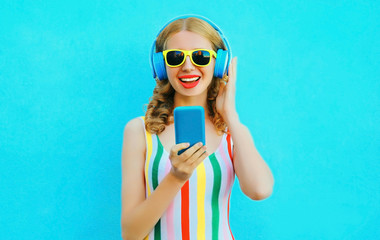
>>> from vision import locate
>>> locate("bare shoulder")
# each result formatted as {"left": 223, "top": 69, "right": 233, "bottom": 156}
{"left": 124, "top": 117, "right": 144, "bottom": 135}
{"left": 122, "top": 117, "right": 146, "bottom": 160}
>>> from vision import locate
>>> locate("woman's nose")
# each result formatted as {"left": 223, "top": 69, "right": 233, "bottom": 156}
{"left": 181, "top": 56, "right": 195, "bottom": 71}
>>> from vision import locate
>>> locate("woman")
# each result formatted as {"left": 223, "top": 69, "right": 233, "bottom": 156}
{"left": 121, "top": 15, "right": 274, "bottom": 240}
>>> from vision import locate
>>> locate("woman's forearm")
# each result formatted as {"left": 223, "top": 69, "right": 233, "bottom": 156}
{"left": 122, "top": 173, "right": 185, "bottom": 240}
{"left": 227, "top": 115, "right": 274, "bottom": 200}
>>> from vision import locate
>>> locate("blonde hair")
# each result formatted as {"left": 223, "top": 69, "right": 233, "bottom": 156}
{"left": 145, "top": 17, "right": 228, "bottom": 134}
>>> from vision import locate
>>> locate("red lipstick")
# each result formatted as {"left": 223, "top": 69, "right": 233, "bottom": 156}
{"left": 178, "top": 75, "right": 201, "bottom": 89}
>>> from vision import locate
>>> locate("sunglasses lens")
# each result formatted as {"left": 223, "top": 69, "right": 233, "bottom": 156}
{"left": 166, "top": 50, "right": 184, "bottom": 66}
{"left": 192, "top": 50, "right": 211, "bottom": 66}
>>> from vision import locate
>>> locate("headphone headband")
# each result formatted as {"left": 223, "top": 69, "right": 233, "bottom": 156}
{"left": 150, "top": 14, "right": 232, "bottom": 80}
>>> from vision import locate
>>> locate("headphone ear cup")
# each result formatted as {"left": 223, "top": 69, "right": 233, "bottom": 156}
{"left": 153, "top": 52, "right": 167, "bottom": 80}
{"left": 214, "top": 49, "right": 228, "bottom": 78}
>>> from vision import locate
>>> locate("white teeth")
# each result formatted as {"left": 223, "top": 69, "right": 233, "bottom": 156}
{"left": 180, "top": 77, "right": 200, "bottom": 82}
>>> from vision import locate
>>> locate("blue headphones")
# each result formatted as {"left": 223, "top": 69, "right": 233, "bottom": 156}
{"left": 150, "top": 14, "right": 232, "bottom": 81}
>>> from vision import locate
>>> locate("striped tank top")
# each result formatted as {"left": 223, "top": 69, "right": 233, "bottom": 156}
{"left": 140, "top": 117, "right": 235, "bottom": 240}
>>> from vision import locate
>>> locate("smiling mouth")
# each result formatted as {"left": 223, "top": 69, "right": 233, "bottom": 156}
{"left": 179, "top": 76, "right": 201, "bottom": 83}
{"left": 178, "top": 76, "right": 201, "bottom": 89}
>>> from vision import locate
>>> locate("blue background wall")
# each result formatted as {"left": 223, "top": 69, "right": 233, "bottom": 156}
{"left": 1, "top": 0, "right": 379, "bottom": 239}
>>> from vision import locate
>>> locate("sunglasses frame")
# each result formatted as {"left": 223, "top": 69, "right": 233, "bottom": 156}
{"left": 162, "top": 49, "right": 217, "bottom": 68}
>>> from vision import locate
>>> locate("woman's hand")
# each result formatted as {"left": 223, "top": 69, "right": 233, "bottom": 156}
{"left": 169, "top": 142, "right": 208, "bottom": 181}
{"left": 216, "top": 57, "right": 238, "bottom": 125}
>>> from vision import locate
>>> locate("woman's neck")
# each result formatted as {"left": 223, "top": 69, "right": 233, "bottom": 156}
{"left": 173, "top": 92, "right": 209, "bottom": 115}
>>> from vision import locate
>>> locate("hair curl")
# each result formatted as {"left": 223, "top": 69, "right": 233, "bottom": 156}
{"left": 145, "top": 17, "right": 228, "bottom": 135}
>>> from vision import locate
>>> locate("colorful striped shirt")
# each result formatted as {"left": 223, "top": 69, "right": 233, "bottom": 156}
{"left": 140, "top": 117, "right": 235, "bottom": 240}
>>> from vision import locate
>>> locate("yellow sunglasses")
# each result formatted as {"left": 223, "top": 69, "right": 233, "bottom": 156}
{"left": 162, "top": 49, "right": 217, "bottom": 67}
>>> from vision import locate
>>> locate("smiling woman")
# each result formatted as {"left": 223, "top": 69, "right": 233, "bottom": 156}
{"left": 120, "top": 15, "right": 274, "bottom": 240}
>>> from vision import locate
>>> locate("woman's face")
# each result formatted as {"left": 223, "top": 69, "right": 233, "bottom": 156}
{"left": 165, "top": 30, "right": 215, "bottom": 97}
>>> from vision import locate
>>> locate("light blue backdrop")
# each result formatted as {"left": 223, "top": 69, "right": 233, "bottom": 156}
{"left": 1, "top": 0, "right": 379, "bottom": 239}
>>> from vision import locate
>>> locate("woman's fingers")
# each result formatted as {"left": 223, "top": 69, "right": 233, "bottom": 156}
{"left": 190, "top": 148, "right": 208, "bottom": 167}
{"left": 226, "top": 57, "right": 237, "bottom": 94}
{"left": 188, "top": 145, "right": 208, "bottom": 165}
{"left": 229, "top": 57, "right": 237, "bottom": 81}
{"left": 178, "top": 142, "right": 204, "bottom": 159}
{"left": 170, "top": 142, "right": 190, "bottom": 158}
